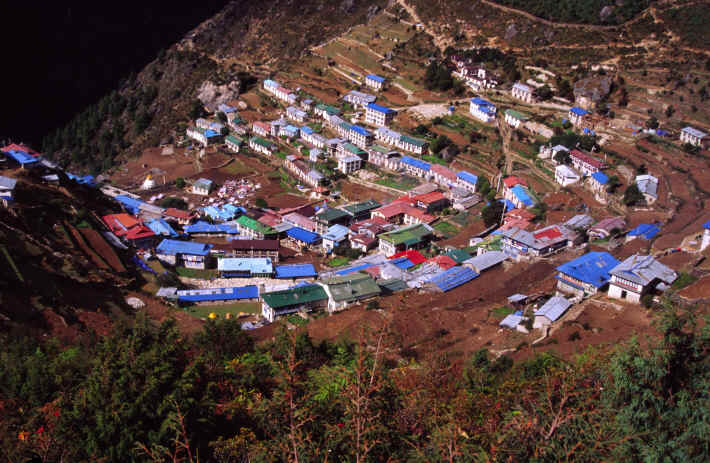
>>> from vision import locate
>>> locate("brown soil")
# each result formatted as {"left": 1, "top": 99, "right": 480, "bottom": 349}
{"left": 66, "top": 224, "right": 110, "bottom": 270}
{"left": 80, "top": 228, "right": 126, "bottom": 273}
{"left": 677, "top": 275, "right": 710, "bottom": 301}
{"left": 268, "top": 193, "right": 310, "bottom": 209}
{"left": 340, "top": 180, "right": 396, "bottom": 203}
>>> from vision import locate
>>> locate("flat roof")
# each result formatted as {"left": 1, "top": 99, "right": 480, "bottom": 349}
{"left": 218, "top": 257, "right": 273, "bottom": 274}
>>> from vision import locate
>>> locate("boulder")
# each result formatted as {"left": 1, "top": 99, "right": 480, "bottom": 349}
{"left": 197, "top": 80, "right": 241, "bottom": 113}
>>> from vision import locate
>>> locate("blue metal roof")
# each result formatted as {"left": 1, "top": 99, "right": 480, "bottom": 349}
{"left": 704, "top": 220, "right": 710, "bottom": 230}
{"left": 156, "top": 239, "right": 212, "bottom": 256}
{"left": 300, "top": 126, "right": 314, "bottom": 135}
{"left": 177, "top": 285, "right": 258, "bottom": 303}
{"left": 390, "top": 257, "right": 414, "bottom": 270}
{"left": 570, "top": 107, "right": 589, "bottom": 116}
{"left": 555, "top": 251, "right": 620, "bottom": 288}
{"left": 264, "top": 79, "right": 279, "bottom": 87}
{"left": 218, "top": 257, "right": 273, "bottom": 274}
{"left": 591, "top": 171, "right": 609, "bottom": 185}
{"left": 500, "top": 199, "right": 516, "bottom": 212}
{"left": 275, "top": 264, "right": 317, "bottom": 279}
{"left": 366, "top": 74, "right": 386, "bottom": 83}
{"left": 5, "top": 150, "right": 39, "bottom": 165}
{"left": 66, "top": 173, "right": 98, "bottom": 187}
{"left": 627, "top": 223, "right": 660, "bottom": 240}
{"left": 457, "top": 171, "right": 478, "bottom": 185}
{"left": 114, "top": 195, "right": 144, "bottom": 214}
{"left": 366, "top": 103, "right": 396, "bottom": 115}
{"left": 511, "top": 185, "right": 534, "bottom": 207}
{"left": 204, "top": 129, "right": 220, "bottom": 138}
{"left": 322, "top": 224, "right": 350, "bottom": 242}
{"left": 400, "top": 156, "right": 430, "bottom": 171}
{"left": 184, "top": 221, "right": 239, "bottom": 234}
{"left": 428, "top": 266, "right": 479, "bottom": 292}
{"left": 147, "top": 219, "right": 179, "bottom": 237}
{"left": 471, "top": 97, "right": 493, "bottom": 106}
{"left": 286, "top": 227, "right": 321, "bottom": 244}
{"left": 349, "top": 124, "right": 372, "bottom": 137}
{"left": 283, "top": 125, "right": 299, "bottom": 132}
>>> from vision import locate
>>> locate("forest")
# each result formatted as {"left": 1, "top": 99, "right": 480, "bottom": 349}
{"left": 1, "top": 303, "right": 708, "bottom": 462}
{"left": 491, "top": 0, "right": 650, "bottom": 25}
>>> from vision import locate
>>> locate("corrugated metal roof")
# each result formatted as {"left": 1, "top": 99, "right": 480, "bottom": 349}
{"left": 275, "top": 264, "right": 317, "bottom": 279}
{"left": 218, "top": 257, "right": 273, "bottom": 274}
{"left": 591, "top": 171, "right": 609, "bottom": 184}
{"left": 681, "top": 126, "right": 707, "bottom": 138}
{"left": 610, "top": 254, "right": 676, "bottom": 286}
{"left": 286, "top": 227, "right": 321, "bottom": 244}
{"left": 535, "top": 296, "right": 572, "bottom": 322}
{"left": 456, "top": 171, "right": 478, "bottom": 185}
{"left": 0, "top": 176, "right": 17, "bottom": 190}
{"left": 262, "top": 284, "right": 328, "bottom": 309}
{"left": 366, "top": 74, "right": 386, "bottom": 83}
{"left": 428, "top": 266, "right": 479, "bottom": 292}
{"left": 177, "top": 285, "right": 258, "bottom": 303}
{"left": 400, "top": 156, "right": 430, "bottom": 171}
{"left": 463, "top": 251, "right": 507, "bottom": 272}
{"left": 156, "top": 239, "right": 212, "bottom": 256}
{"left": 367, "top": 103, "right": 396, "bottom": 114}
{"left": 556, "top": 251, "right": 619, "bottom": 288}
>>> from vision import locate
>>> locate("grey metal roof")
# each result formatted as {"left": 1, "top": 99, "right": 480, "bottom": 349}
{"left": 564, "top": 214, "right": 595, "bottom": 230}
{"left": 500, "top": 314, "right": 524, "bottom": 329}
{"left": 635, "top": 175, "right": 658, "bottom": 198}
{"left": 507, "top": 293, "right": 528, "bottom": 303}
{"left": 0, "top": 176, "right": 17, "bottom": 190}
{"left": 156, "top": 287, "right": 178, "bottom": 298}
{"left": 682, "top": 126, "right": 708, "bottom": 138}
{"left": 463, "top": 251, "right": 507, "bottom": 272}
{"left": 610, "top": 254, "right": 677, "bottom": 286}
{"left": 535, "top": 296, "right": 572, "bottom": 322}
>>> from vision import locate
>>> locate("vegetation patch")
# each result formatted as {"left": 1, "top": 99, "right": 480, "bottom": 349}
{"left": 184, "top": 302, "right": 260, "bottom": 319}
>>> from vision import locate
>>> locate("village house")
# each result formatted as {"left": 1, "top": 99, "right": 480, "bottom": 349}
{"left": 339, "top": 123, "right": 373, "bottom": 148}
{"left": 184, "top": 221, "right": 238, "bottom": 237}
{"left": 397, "top": 135, "right": 428, "bottom": 154}
{"left": 452, "top": 64, "right": 499, "bottom": 91}
{"left": 228, "top": 116, "right": 247, "bottom": 135}
{"left": 274, "top": 263, "right": 317, "bottom": 281}
{"left": 305, "top": 170, "right": 325, "bottom": 188}
{"left": 588, "top": 216, "right": 626, "bottom": 240}
{"left": 586, "top": 171, "right": 609, "bottom": 203}
{"left": 456, "top": 171, "right": 478, "bottom": 193}
{"left": 463, "top": 251, "right": 507, "bottom": 274}
{"left": 321, "top": 224, "right": 350, "bottom": 252}
{"left": 249, "top": 137, "right": 277, "bottom": 156}
{"left": 608, "top": 254, "right": 677, "bottom": 304}
{"left": 146, "top": 218, "right": 179, "bottom": 238}
{"left": 501, "top": 208, "right": 536, "bottom": 231}
{"left": 314, "top": 207, "right": 351, "bottom": 234}
{"left": 318, "top": 273, "right": 381, "bottom": 312}
{"left": 343, "top": 90, "right": 377, "bottom": 108}
{"left": 500, "top": 224, "right": 572, "bottom": 257}
{"left": 286, "top": 106, "right": 307, "bottom": 123}
{"left": 175, "top": 285, "right": 259, "bottom": 307}
{"left": 555, "top": 251, "right": 620, "bottom": 298}
{"left": 216, "top": 240, "right": 280, "bottom": 262}
{"left": 400, "top": 156, "right": 430, "bottom": 178}
{"left": 235, "top": 215, "right": 277, "bottom": 240}
{"left": 701, "top": 220, "right": 710, "bottom": 251}
{"left": 261, "top": 284, "right": 329, "bottom": 322}
{"left": 365, "top": 74, "right": 386, "bottom": 90}
{"left": 192, "top": 178, "right": 213, "bottom": 196}
{"left": 337, "top": 142, "right": 368, "bottom": 161}
{"left": 568, "top": 107, "right": 589, "bottom": 127}
{"left": 301, "top": 99, "right": 314, "bottom": 111}
{"left": 263, "top": 79, "right": 280, "bottom": 94}
{"left": 413, "top": 191, "right": 449, "bottom": 213}
{"left": 555, "top": 164, "right": 582, "bottom": 186}
{"left": 635, "top": 174, "right": 659, "bottom": 204}
{"left": 186, "top": 127, "right": 222, "bottom": 146}
{"left": 270, "top": 119, "right": 287, "bottom": 137}
{"left": 374, "top": 127, "right": 402, "bottom": 146}
{"left": 0, "top": 176, "right": 17, "bottom": 207}
{"left": 301, "top": 127, "right": 326, "bottom": 148}
{"left": 284, "top": 155, "right": 309, "bottom": 184}
{"left": 533, "top": 296, "right": 572, "bottom": 329}
{"left": 365, "top": 103, "right": 397, "bottom": 127}
{"left": 103, "top": 214, "right": 156, "bottom": 248}
{"left": 314, "top": 103, "right": 341, "bottom": 119}
{"left": 2, "top": 149, "right": 40, "bottom": 169}
{"left": 430, "top": 164, "right": 458, "bottom": 187}
{"left": 564, "top": 214, "right": 595, "bottom": 233}
{"left": 155, "top": 239, "right": 213, "bottom": 269}
{"left": 285, "top": 227, "right": 322, "bottom": 249}
{"left": 348, "top": 218, "right": 393, "bottom": 252}
{"left": 252, "top": 121, "right": 271, "bottom": 137}
{"left": 569, "top": 149, "right": 607, "bottom": 176}
{"left": 539, "top": 144, "right": 569, "bottom": 160}
{"left": 273, "top": 85, "right": 298, "bottom": 104}
{"left": 217, "top": 257, "right": 274, "bottom": 278}
{"left": 342, "top": 200, "right": 382, "bottom": 221}
{"left": 338, "top": 155, "right": 361, "bottom": 174}
{"left": 279, "top": 124, "right": 299, "bottom": 140}
{"left": 283, "top": 212, "right": 318, "bottom": 233}
{"left": 368, "top": 145, "right": 401, "bottom": 170}
{"left": 469, "top": 97, "right": 497, "bottom": 123}
{"left": 504, "top": 109, "right": 531, "bottom": 129}
{"left": 502, "top": 177, "right": 536, "bottom": 209}
{"left": 511, "top": 82, "right": 534, "bottom": 104}
{"left": 195, "top": 118, "right": 210, "bottom": 130}
{"left": 680, "top": 126, "right": 709, "bottom": 148}
{"left": 378, "top": 223, "right": 434, "bottom": 256}
{"left": 225, "top": 135, "right": 243, "bottom": 153}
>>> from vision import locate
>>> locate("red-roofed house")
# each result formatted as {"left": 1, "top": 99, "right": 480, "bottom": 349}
{"left": 501, "top": 208, "right": 535, "bottom": 231}
{"left": 569, "top": 149, "right": 607, "bottom": 176}
{"left": 413, "top": 191, "right": 449, "bottom": 212}
{"left": 103, "top": 214, "right": 156, "bottom": 248}
{"left": 404, "top": 207, "right": 436, "bottom": 225}
{"left": 430, "top": 164, "right": 458, "bottom": 187}
{"left": 258, "top": 212, "right": 283, "bottom": 228}
{"left": 389, "top": 249, "right": 427, "bottom": 265}
{"left": 252, "top": 121, "right": 271, "bottom": 137}
{"left": 427, "top": 255, "right": 457, "bottom": 270}
{"left": 502, "top": 176, "right": 527, "bottom": 189}
{"left": 371, "top": 202, "right": 435, "bottom": 225}
{"left": 163, "top": 208, "right": 194, "bottom": 225}
{"left": 1, "top": 144, "right": 39, "bottom": 156}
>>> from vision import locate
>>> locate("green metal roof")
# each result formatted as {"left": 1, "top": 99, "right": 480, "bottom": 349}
{"left": 225, "top": 135, "right": 243, "bottom": 145}
{"left": 399, "top": 135, "right": 427, "bottom": 147}
{"left": 343, "top": 143, "right": 366, "bottom": 155}
{"left": 504, "top": 109, "right": 531, "bottom": 121}
{"left": 236, "top": 215, "right": 275, "bottom": 235}
{"left": 250, "top": 137, "right": 275, "bottom": 148}
{"left": 369, "top": 144, "right": 390, "bottom": 153}
{"left": 262, "top": 284, "right": 328, "bottom": 309}
{"left": 378, "top": 278, "right": 408, "bottom": 293}
{"left": 316, "top": 207, "right": 349, "bottom": 223}
{"left": 322, "top": 273, "right": 381, "bottom": 303}
{"left": 343, "top": 200, "right": 381, "bottom": 216}
{"left": 444, "top": 248, "right": 471, "bottom": 263}
{"left": 379, "top": 224, "right": 433, "bottom": 246}
{"left": 316, "top": 103, "right": 341, "bottom": 115}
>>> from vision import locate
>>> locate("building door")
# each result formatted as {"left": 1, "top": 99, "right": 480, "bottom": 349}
{"left": 621, "top": 290, "right": 627, "bottom": 299}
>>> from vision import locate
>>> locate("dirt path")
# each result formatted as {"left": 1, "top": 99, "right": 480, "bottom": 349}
{"left": 394, "top": 0, "right": 449, "bottom": 52}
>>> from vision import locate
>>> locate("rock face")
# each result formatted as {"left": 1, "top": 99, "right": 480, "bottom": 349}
{"left": 573, "top": 75, "right": 613, "bottom": 110}
{"left": 197, "top": 80, "right": 242, "bottom": 113}
{"left": 599, "top": 6, "right": 614, "bottom": 22}
{"left": 504, "top": 23, "right": 518, "bottom": 42}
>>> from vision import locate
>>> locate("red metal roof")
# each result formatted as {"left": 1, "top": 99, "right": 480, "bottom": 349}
{"left": 164, "top": 208, "right": 193, "bottom": 220}
{"left": 413, "top": 191, "right": 446, "bottom": 204}
{"left": 103, "top": 214, "right": 155, "bottom": 240}
{"left": 533, "top": 226, "right": 563, "bottom": 240}
{"left": 389, "top": 249, "right": 427, "bottom": 265}
{"left": 427, "top": 255, "right": 457, "bottom": 270}
{"left": 503, "top": 176, "right": 527, "bottom": 188}
{"left": 1, "top": 143, "right": 39, "bottom": 156}
{"left": 570, "top": 149, "right": 607, "bottom": 169}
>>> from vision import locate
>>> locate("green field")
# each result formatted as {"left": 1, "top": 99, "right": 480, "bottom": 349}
{"left": 220, "top": 160, "right": 251, "bottom": 175}
{"left": 422, "top": 155, "right": 448, "bottom": 166}
{"left": 434, "top": 221, "right": 459, "bottom": 237}
{"left": 184, "top": 302, "right": 261, "bottom": 319}
{"left": 490, "top": 306, "right": 515, "bottom": 319}
{"left": 176, "top": 267, "right": 219, "bottom": 279}
{"left": 327, "top": 256, "right": 351, "bottom": 267}
{"left": 376, "top": 175, "right": 420, "bottom": 191}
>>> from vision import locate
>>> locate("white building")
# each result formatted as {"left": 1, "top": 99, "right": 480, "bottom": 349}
{"left": 343, "top": 90, "right": 376, "bottom": 108}
{"left": 511, "top": 82, "right": 534, "bottom": 104}
{"left": 680, "top": 126, "right": 709, "bottom": 148}
{"left": 192, "top": 178, "right": 213, "bottom": 196}
{"left": 608, "top": 255, "right": 677, "bottom": 304}
{"left": 539, "top": 144, "right": 569, "bottom": 160}
{"left": 338, "top": 155, "right": 361, "bottom": 174}
{"left": 504, "top": 109, "right": 531, "bottom": 129}
{"left": 248, "top": 137, "right": 276, "bottom": 156}
{"left": 374, "top": 127, "right": 402, "bottom": 146}
{"left": 286, "top": 106, "right": 308, "bottom": 123}
{"left": 469, "top": 98, "right": 497, "bottom": 123}
{"left": 365, "top": 103, "right": 396, "bottom": 127}
{"left": 701, "top": 221, "right": 710, "bottom": 251}
{"left": 364, "top": 74, "right": 386, "bottom": 91}
{"left": 555, "top": 165, "right": 581, "bottom": 186}
{"left": 635, "top": 174, "right": 659, "bottom": 205}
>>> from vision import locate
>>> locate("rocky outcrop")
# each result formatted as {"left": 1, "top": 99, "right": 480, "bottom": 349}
{"left": 573, "top": 75, "right": 613, "bottom": 110}
{"left": 197, "top": 80, "right": 242, "bottom": 113}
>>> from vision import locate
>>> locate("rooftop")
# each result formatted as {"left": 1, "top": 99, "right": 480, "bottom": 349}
{"left": 505, "top": 108, "right": 531, "bottom": 120}
{"left": 366, "top": 103, "right": 397, "bottom": 115}
{"left": 177, "top": 285, "right": 258, "bottom": 303}
{"left": 366, "top": 74, "right": 386, "bottom": 83}
{"left": 274, "top": 264, "right": 317, "bottom": 279}
{"left": 611, "top": 254, "right": 677, "bottom": 286}
{"left": 591, "top": 171, "right": 609, "bottom": 185}
{"left": 343, "top": 200, "right": 381, "bottom": 216}
{"left": 556, "top": 251, "right": 620, "bottom": 289}
{"left": 400, "top": 155, "right": 430, "bottom": 171}
{"left": 286, "top": 226, "right": 321, "bottom": 244}
{"left": 236, "top": 215, "right": 275, "bottom": 235}
{"left": 535, "top": 296, "right": 572, "bottom": 322}
{"left": 321, "top": 273, "right": 381, "bottom": 303}
{"left": 379, "top": 223, "right": 433, "bottom": 247}
{"left": 457, "top": 171, "right": 478, "bottom": 185}
{"left": 262, "top": 284, "right": 328, "bottom": 309}
{"left": 218, "top": 257, "right": 273, "bottom": 274}
{"left": 316, "top": 207, "right": 349, "bottom": 223}
{"left": 681, "top": 126, "right": 707, "bottom": 138}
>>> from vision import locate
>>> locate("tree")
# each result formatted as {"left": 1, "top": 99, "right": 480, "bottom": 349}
{"left": 645, "top": 116, "right": 659, "bottom": 130}
{"left": 175, "top": 177, "right": 186, "bottom": 189}
{"left": 188, "top": 100, "right": 206, "bottom": 120}
{"left": 431, "top": 135, "right": 452, "bottom": 155}
{"left": 220, "top": 126, "right": 230, "bottom": 137}
{"left": 254, "top": 197, "right": 268, "bottom": 209}
{"left": 217, "top": 111, "right": 227, "bottom": 123}
{"left": 554, "top": 150, "right": 571, "bottom": 165}
{"left": 476, "top": 176, "right": 491, "bottom": 197}
{"left": 606, "top": 175, "right": 620, "bottom": 193}
{"left": 623, "top": 184, "right": 644, "bottom": 206}
{"left": 481, "top": 200, "right": 505, "bottom": 228}
{"left": 160, "top": 196, "right": 188, "bottom": 210}
{"left": 534, "top": 84, "right": 553, "bottom": 101}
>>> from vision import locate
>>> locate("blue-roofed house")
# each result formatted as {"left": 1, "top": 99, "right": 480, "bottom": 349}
{"left": 286, "top": 227, "right": 322, "bottom": 248}
{"left": 146, "top": 218, "right": 179, "bottom": 238}
{"left": 587, "top": 171, "right": 609, "bottom": 202}
{"left": 400, "top": 156, "right": 430, "bottom": 177}
{"left": 274, "top": 264, "right": 317, "bottom": 280}
{"left": 555, "top": 251, "right": 621, "bottom": 298}
{"left": 365, "top": 103, "right": 397, "bottom": 127}
{"left": 280, "top": 124, "right": 300, "bottom": 139}
{"left": 365, "top": 74, "right": 386, "bottom": 90}
{"left": 626, "top": 223, "right": 661, "bottom": 242}
{"left": 635, "top": 174, "right": 659, "bottom": 204}
{"left": 680, "top": 126, "right": 709, "bottom": 148}
{"left": 4, "top": 150, "right": 39, "bottom": 169}
{"left": 217, "top": 257, "right": 273, "bottom": 278}
{"left": 322, "top": 224, "right": 350, "bottom": 252}
{"left": 534, "top": 296, "right": 572, "bottom": 328}
{"left": 176, "top": 285, "right": 258, "bottom": 305}
{"left": 569, "top": 107, "right": 589, "bottom": 126}
{"left": 427, "top": 266, "right": 479, "bottom": 292}
{"left": 456, "top": 171, "right": 478, "bottom": 193}
{"left": 192, "top": 178, "right": 213, "bottom": 196}
{"left": 469, "top": 97, "right": 497, "bottom": 123}
{"left": 156, "top": 239, "right": 213, "bottom": 268}
{"left": 184, "top": 221, "right": 239, "bottom": 236}
{"left": 701, "top": 220, "right": 710, "bottom": 251}
{"left": 346, "top": 124, "right": 374, "bottom": 148}
{"left": 509, "top": 184, "right": 536, "bottom": 208}
{"left": 217, "top": 103, "right": 236, "bottom": 115}
{"left": 114, "top": 194, "right": 144, "bottom": 215}
{"left": 0, "top": 175, "right": 17, "bottom": 207}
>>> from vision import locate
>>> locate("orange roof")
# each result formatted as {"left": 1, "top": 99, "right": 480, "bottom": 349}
{"left": 103, "top": 213, "right": 140, "bottom": 229}
{"left": 533, "top": 226, "right": 563, "bottom": 240}
{"left": 1, "top": 143, "right": 39, "bottom": 156}
{"left": 103, "top": 214, "right": 154, "bottom": 240}
{"left": 164, "top": 208, "right": 193, "bottom": 220}
{"left": 503, "top": 176, "right": 527, "bottom": 188}
{"left": 427, "top": 255, "right": 458, "bottom": 270}
{"left": 404, "top": 207, "right": 436, "bottom": 223}
{"left": 413, "top": 191, "right": 446, "bottom": 204}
